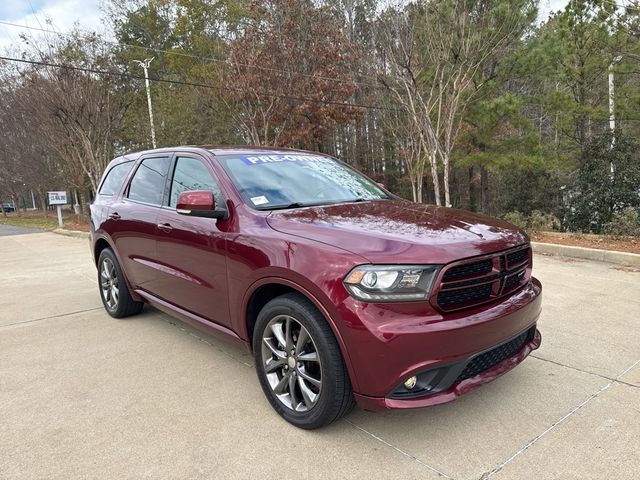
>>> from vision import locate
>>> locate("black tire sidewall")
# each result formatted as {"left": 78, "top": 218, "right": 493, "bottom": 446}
{"left": 97, "top": 248, "right": 140, "bottom": 318}
{"left": 253, "top": 294, "right": 351, "bottom": 429}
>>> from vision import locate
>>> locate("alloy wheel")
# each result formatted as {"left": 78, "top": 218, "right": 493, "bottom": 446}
{"left": 100, "top": 257, "right": 119, "bottom": 311}
{"left": 261, "top": 315, "right": 322, "bottom": 412}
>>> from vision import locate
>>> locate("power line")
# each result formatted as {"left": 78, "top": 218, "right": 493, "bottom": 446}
{"left": 0, "top": 20, "right": 383, "bottom": 89}
{"left": 0, "top": 55, "right": 395, "bottom": 112}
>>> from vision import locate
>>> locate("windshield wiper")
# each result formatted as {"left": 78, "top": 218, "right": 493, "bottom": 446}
{"left": 257, "top": 197, "right": 387, "bottom": 211}
{"left": 257, "top": 202, "right": 308, "bottom": 211}
{"left": 341, "top": 197, "right": 385, "bottom": 204}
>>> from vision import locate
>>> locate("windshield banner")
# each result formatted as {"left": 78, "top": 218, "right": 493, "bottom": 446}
{"left": 240, "top": 154, "right": 331, "bottom": 165}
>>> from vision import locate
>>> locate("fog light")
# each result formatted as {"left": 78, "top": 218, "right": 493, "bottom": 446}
{"left": 403, "top": 376, "right": 417, "bottom": 390}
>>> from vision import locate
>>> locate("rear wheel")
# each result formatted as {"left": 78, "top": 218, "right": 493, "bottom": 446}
{"left": 253, "top": 293, "right": 355, "bottom": 429}
{"left": 97, "top": 248, "right": 143, "bottom": 318}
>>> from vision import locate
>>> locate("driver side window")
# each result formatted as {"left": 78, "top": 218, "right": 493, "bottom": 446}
{"left": 169, "top": 157, "right": 224, "bottom": 209}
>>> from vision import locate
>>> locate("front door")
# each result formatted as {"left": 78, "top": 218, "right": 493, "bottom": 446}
{"left": 153, "top": 154, "right": 231, "bottom": 327}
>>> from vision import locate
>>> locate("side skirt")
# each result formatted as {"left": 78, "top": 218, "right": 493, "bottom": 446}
{"left": 134, "top": 289, "right": 250, "bottom": 352}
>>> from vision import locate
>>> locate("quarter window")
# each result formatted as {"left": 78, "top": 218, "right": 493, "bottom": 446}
{"left": 99, "top": 162, "right": 133, "bottom": 196}
{"left": 128, "top": 157, "right": 171, "bottom": 205}
{"left": 169, "top": 157, "right": 224, "bottom": 208}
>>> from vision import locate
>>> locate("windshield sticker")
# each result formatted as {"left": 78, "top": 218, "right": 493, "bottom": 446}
{"left": 250, "top": 195, "right": 269, "bottom": 206}
{"left": 240, "top": 154, "right": 331, "bottom": 165}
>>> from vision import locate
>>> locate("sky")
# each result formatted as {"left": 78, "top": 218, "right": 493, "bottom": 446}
{"left": 0, "top": 0, "right": 572, "bottom": 50}
{"left": 0, "top": 0, "right": 105, "bottom": 50}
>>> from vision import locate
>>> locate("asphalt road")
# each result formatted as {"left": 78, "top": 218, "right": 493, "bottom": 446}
{"left": 0, "top": 223, "right": 42, "bottom": 236}
{"left": 1, "top": 230, "right": 639, "bottom": 479}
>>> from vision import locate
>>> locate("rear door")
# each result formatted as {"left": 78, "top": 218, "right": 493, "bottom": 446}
{"left": 153, "top": 153, "right": 231, "bottom": 326}
{"left": 110, "top": 155, "right": 172, "bottom": 289}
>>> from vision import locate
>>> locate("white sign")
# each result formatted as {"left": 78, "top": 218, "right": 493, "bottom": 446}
{"left": 48, "top": 191, "right": 67, "bottom": 205}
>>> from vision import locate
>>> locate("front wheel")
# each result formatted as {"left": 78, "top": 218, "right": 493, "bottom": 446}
{"left": 97, "top": 248, "right": 143, "bottom": 318}
{"left": 253, "top": 293, "right": 355, "bottom": 429}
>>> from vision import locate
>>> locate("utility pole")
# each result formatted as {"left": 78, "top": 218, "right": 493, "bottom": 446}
{"left": 608, "top": 56, "right": 622, "bottom": 143}
{"left": 608, "top": 56, "right": 622, "bottom": 176}
{"left": 134, "top": 58, "right": 157, "bottom": 149}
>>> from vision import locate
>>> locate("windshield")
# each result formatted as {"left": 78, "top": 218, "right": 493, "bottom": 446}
{"left": 216, "top": 153, "right": 389, "bottom": 209}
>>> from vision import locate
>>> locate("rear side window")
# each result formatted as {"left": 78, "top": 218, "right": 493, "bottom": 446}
{"left": 127, "top": 157, "right": 171, "bottom": 205}
{"left": 169, "top": 157, "right": 224, "bottom": 208}
{"left": 99, "top": 162, "right": 132, "bottom": 196}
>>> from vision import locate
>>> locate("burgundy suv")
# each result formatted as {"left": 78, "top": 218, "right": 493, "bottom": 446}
{"left": 90, "top": 146, "right": 542, "bottom": 429}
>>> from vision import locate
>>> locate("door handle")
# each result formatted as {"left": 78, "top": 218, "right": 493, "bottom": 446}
{"left": 108, "top": 212, "right": 121, "bottom": 220}
{"left": 157, "top": 223, "right": 173, "bottom": 233}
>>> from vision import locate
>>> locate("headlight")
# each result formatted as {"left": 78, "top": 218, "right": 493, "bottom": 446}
{"left": 344, "top": 265, "right": 440, "bottom": 302}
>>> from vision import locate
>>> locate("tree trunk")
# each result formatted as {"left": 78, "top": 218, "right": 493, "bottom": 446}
{"left": 443, "top": 152, "right": 451, "bottom": 207}
{"left": 74, "top": 189, "right": 83, "bottom": 215}
{"left": 14, "top": 199, "right": 22, "bottom": 217}
{"left": 468, "top": 166, "right": 478, "bottom": 212}
{"left": 428, "top": 153, "right": 440, "bottom": 206}
{"left": 410, "top": 177, "right": 418, "bottom": 203}
{"left": 480, "top": 165, "right": 489, "bottom": 214}
{"left": 39, "top": 190, "right": 48, "bottom": 216}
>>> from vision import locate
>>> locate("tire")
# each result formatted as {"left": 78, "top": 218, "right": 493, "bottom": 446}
{"left": 253, "top": 293, "right": 355, "bottom": 429}
{"left": 97, "top": 248, "right": 144, "bottom": 318}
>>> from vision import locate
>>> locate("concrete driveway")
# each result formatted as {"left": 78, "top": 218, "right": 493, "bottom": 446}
{"left": 1, "top": 229, "right": 638, "bottom": 479}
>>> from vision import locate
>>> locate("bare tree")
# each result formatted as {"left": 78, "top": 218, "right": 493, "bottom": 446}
{"left": 379, "top": 0, "right": 536, "bottom": 205}
{"left": 226, "top": 0, "right": 360, "bottom": 149}
{"left": 17, "top": 33, "right": 129, "bottom": 196}
{"left": 0, "top": 77, "right": 66, "bottom": 215}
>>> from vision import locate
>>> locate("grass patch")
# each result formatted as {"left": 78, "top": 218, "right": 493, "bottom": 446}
{"left": 0, "top": 211, "right": 88, "bottom": 231}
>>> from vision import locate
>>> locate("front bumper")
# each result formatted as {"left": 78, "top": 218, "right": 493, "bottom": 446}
{"left": 334, "top": 278, "right": 542, "bottom": 410}
{"left": 355, "top": 328, "right": 541, "bottom": 411}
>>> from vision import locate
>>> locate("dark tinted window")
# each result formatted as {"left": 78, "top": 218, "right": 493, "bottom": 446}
{"left": 99, "top": 162, "right": 132, "bottom": 196}
{"left": 128, "top": 157, "right": 171, "bottom": 205}
{"left": 169, "top": 157, "right": 224, "bottom": 208}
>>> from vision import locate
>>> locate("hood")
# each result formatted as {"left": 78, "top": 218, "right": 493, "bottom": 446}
{"left": 266, "top": 200, "right": 528, "bottom": 265}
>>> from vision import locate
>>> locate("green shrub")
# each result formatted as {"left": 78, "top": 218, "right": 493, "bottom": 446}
{"left": 529, "top": 210, "right": 559, "bottom": 232}
{"left": 567, "top": 131, "right": 640, "bottom": 233}
{"left": 604, "top": 208, "right": 640, "bottom": 237}
{"left": 503, "top": 210, "right": 559, "bottom": 234}
{"left": 503, "top": 211, "right": 529, "bottom": 231}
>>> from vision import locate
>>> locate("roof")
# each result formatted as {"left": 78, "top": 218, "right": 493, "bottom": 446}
{"left": 205, "top": 145, "right": 324, "bottom": 156}
{"left": 112, "top": 145, "right": 329, "bottom": 166}
{"left": 122, "top": 145, "right": 328, "bottom": 160}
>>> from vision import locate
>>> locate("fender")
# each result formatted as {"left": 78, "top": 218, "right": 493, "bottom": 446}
{"left": 92, "top": 231, "right": 144, "bottom": 303}
{"left": 241, "top": 276, "right": 360, "bottom": 393}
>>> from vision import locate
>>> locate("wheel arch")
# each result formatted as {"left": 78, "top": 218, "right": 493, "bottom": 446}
{"left": 93, "top": 237, "right": 112, "bottom": 265}
{"left": 92, "top": 234, "right": 143, "bottom": 303}
{"left": 242, "top": 278, "right": 359, "bottom": 392}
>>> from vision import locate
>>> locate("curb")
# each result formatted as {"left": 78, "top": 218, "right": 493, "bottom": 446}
{"left": 53, "top": 228, "right": 90, "bottom": 239}
{"left": 531, "top": 241, "right": 640, "bottom": 268}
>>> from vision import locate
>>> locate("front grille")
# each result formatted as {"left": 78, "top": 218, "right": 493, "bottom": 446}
{"left": 506, "top": 249, "right": 529, "bottom": 268}
{"left": 456, "top": 327, "right": 535, "bottom": 382}
{"left": 434, "top": 246, "right": 531, "bottom": 312}
{"left": 437, "top": 283, "right": 492, "bottom": 308}
{"left": 504, "top": 270, "right": 526, "bottom": 291}
{"left": 443, "top": 259, "right": 493, "bottom": 281}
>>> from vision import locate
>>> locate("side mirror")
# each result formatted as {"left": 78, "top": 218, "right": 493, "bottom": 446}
{"left": 176, "top": 190, "right": 228, "bottom": 220}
